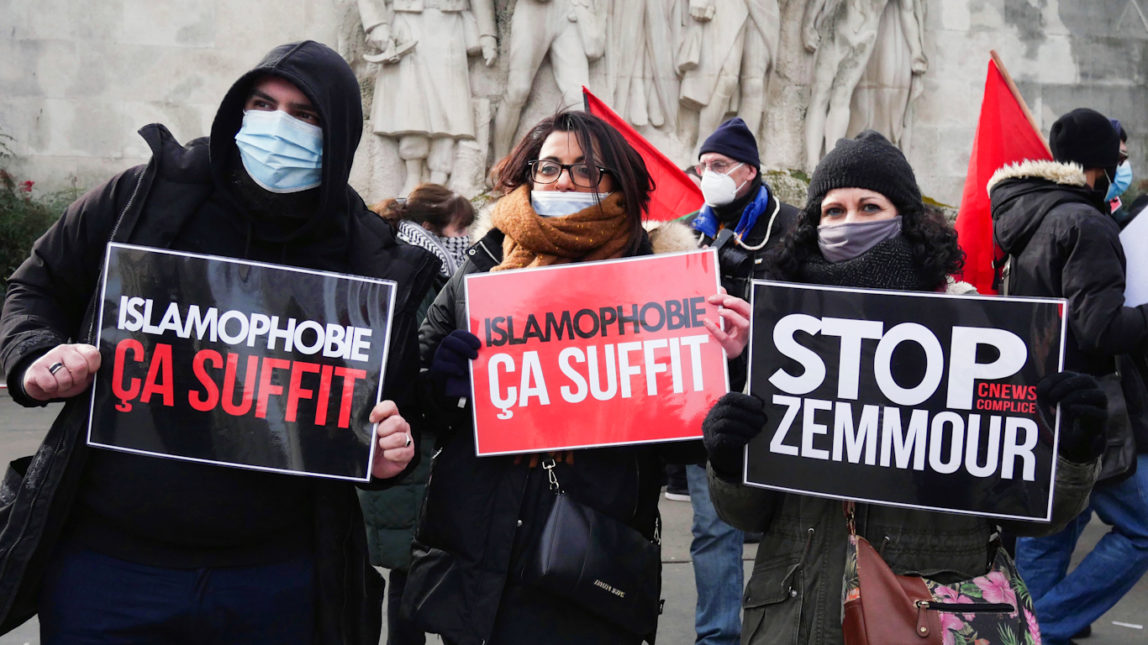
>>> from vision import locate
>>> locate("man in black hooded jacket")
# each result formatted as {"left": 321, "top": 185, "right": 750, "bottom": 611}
{"left": 0, "top": 41, "right": 438, "bottom": 644}
{"left": 989, "top": 107, "right": 1148, "bottom": 645}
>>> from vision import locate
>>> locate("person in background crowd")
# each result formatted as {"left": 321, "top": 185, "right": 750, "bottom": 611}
{"left": 400, "top": 110, "right": 746, "bottom": 645}
{"left": 673, "top": 116, "right": 800, "bottom": 645}
{"left": 362, "top": 183, "right": 476, "bottom": 645}
{"left": 375, "top": 183, "right": 476, "bottom": 318}
{"left": 701, "top": 130, "right": 1105, "bottom": 644}
{"left": 1108, "top": 119, "right": 1135, "bottom": 227}
{"left": 990, "top": 107, "right": 1148, "bottom": 645}
{"left": 0, "top": 41, "right": 433, "bottom": 644}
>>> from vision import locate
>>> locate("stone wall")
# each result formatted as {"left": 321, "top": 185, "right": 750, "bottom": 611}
{"left": 1, "top": 0, "right": 343, "bottom": 194}
{"left": 2, "top": 0, "right": 1145, "bottom": 208}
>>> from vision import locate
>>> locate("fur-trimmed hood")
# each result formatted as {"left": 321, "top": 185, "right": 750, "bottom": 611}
{"left": 986, "top": 159, "right": 1086, "bottom": 194}
{"left": 988, "top": 158, "right": 1104, "bottom": 257}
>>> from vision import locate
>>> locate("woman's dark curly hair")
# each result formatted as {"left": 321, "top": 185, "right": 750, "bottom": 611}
{"left": 768, "top": 196, "right": 965, "bottom": 290}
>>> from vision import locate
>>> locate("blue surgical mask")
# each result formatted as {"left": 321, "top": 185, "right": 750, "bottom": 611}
{"left": 1106, "top": 161, "right": 1132, "bottom": 202}
{"left": 235, "top": 109, "right": 323, "bottom": 193}
{"left": 530, "top": 191, "right": 612, "bottom": 217}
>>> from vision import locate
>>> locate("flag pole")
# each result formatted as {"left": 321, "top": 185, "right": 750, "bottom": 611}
{"left": 988, "top": 50, "right": 1050, "bottom": 153}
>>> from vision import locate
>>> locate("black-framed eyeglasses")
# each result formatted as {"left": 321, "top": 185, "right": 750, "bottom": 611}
{"left": 527, "top": 160, "right": 611, "bottom": 187}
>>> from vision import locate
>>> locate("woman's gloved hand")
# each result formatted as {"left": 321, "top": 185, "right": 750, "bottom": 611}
{"left": 430, "top": 329, "right": 481, "bottom": 399}
{"left": 1037, "top": 371, "right": 1108, "bottom": 463}
{"left": 702, "top": 392, "right": 767, "bottom": 481}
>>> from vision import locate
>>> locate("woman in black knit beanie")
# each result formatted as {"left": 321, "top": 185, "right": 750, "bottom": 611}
{"left": 768, "top": 129, "right": 964, "bottom": 291}
{"left": 696, "top": 130, "right": 1107, "bottom": 645}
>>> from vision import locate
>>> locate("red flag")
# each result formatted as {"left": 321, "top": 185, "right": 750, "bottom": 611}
{"left": 583, "top": 86, "right": 704, "bottom": 221}
{"left": 955, "top": 54, "right": 1051, "bottom": 294}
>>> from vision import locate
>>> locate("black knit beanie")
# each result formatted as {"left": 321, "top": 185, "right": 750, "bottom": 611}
{"left": 1049, "top": 108, "right": 1120, "bottom": 169}
{"left": 699, "top": 117, "right": 760, "bottom": 168}
{"left": 805, "top": 130, "right": 921, "bottom": 219}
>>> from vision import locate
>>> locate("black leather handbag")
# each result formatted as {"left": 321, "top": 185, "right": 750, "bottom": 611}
{"left": 519, "top": 458, "right": 662, "bottom": 639}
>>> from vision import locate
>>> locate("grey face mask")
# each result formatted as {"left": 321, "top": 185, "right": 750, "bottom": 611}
{"left": 817, "top": 216, "right": 903, "bottom": 263}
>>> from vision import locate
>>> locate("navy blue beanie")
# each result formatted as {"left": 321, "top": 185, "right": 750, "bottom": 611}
{"left": 699, "top": 117, "right": 760, "bottom": 168}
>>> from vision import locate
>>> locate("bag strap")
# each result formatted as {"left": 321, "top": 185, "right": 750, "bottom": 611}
{"left": 992, "top": 254, "right": 1013, "bottom": 296}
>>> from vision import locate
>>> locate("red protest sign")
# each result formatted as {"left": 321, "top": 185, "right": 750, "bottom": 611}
{"left": 465, "top": 250, "right": 728, "bottom": 455}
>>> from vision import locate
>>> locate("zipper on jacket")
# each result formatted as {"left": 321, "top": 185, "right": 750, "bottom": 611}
{"left": 473, "top": 238, "right": 498, "bottom": 266}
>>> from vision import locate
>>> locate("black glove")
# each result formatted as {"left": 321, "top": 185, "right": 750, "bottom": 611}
{"left": 430, "top": 330, "right": 481, "bottom": 399}
{"left": 1037, "top": 371, "right": 1107, "bottom": 463}
{"left": 702, "top": 392, "right": 767, "bottom": 481}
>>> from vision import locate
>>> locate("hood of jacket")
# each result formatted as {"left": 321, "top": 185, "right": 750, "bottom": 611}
{"left": 209, "top": 40, "right": 363, "bottom": 244}
{"left": 988, "top": 159, "right": 1101, "bottom": 256}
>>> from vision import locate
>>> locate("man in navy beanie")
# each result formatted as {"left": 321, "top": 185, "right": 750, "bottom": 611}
{"left": 990, "top": 107, "right": 1148, "bottom": 645}
{"left": 676, "top": 117, "right": 799, "bottom": 645}
{"left": 687, "top": 117, "right": 800, "bottom": 303}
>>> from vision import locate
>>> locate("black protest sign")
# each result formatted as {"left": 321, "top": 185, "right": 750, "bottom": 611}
{"left": 88, "top": 243, "right": 396, "bottom": 482}
{"left": 746, "top": 281, "right": 1066, "bottom": 521}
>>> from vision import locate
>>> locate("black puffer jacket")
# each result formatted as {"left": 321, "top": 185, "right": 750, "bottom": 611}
{"left": 989, "top": 159, "right": 1148, "bottom": 375}
{"left": 0, "top": 41, "right": 438, "bottom": 643}
{"left": 402, "top": 221, "right": 703, "bottom": 645}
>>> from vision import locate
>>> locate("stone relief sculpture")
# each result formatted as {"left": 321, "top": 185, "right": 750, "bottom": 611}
{"left": 847, "top": 0, "right": 927, "bottom": 151}
{"left": 803, "top": 0, "right": 927, "bottom": 167}
{"left": 605, "top": 0, "right": 678, "bottom": 129}
{"left": 491, "top": 0, "right": 608, "bottom": 160}
{"left": 343, "top": 0, "right": 929, "bottom": 199}
{"left": 676, "top": 0, "right": 780, "bottom": 154}
{"left": 359, "top": 0, "right": 498, "bottom": 196}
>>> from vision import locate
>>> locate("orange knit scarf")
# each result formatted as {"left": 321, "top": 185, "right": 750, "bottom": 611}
{"left": 489, "top": 186, "right": 634, "bottom": 272}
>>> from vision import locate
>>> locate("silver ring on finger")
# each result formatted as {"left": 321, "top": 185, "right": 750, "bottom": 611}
{"left": 404, "top": 433, "right": 412, "bottom": 448}
{"left": 48, "top": 362, "right": 65, "bottom": 375}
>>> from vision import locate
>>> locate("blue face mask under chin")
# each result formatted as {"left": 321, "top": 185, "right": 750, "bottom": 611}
{"left": 1106, "top": 161, "right": 1133, "bottom": 202}
{"left": 234, "top": 109, "right": 324, "bottom": 194}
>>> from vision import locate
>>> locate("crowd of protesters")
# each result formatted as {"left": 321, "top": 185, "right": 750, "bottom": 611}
{"left": 0, "top": 39, "right": 1145, "bottom": 645}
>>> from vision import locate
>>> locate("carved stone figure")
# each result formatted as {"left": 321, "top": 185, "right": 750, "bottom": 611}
{"left": 803, "top": 0, "right": 926, "bottom": 167}
{"left": 676, "top": 0, "right": 780, "bottom": 154}
{"left": 847, "top": 0, "right": 927, "bottom": 151}
{"left": 491, "top": 0, "right": 607, "bottom": 160}
{"left": 359, "top": 0, "right": 497, "bottom": 196}
{"left": 605, "top": 0, "right": 678, "bottom": 129}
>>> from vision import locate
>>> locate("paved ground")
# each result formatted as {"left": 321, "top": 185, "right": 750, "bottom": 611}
{"left": 0, "top": 389, "right": 1144, "bottom": 644}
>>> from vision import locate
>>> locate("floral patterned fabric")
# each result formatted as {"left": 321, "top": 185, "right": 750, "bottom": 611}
{"left": 844, "top": 535, "right": 1042, "bottom": 645}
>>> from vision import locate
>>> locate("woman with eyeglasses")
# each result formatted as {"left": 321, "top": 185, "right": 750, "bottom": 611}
{"left": 401, "top": 111, "right": 735, "bottom": 645}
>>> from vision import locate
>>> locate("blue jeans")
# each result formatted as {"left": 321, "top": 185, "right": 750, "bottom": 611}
{"left": 686, "top": 464, "right": 743, "bottom": 645}
{"left": 1015, "top": 454, "right": 1148, "bottom": 645}
{"left": 39, "top": 542, "right": 315, "bottom": 644}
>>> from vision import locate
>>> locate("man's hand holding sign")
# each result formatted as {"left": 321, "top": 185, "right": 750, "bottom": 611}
{"left": 368, "top": 399, "right": 416, "bottom": 479}
{"left": 22, "top": 343, "right": 102, "bottom": 401}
